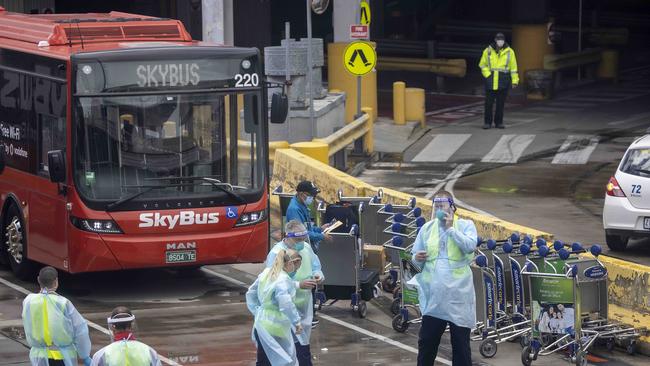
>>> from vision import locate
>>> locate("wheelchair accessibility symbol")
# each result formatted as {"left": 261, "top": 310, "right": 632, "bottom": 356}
{"left": 226, "top": 207, "right": 238, "bottom": 219}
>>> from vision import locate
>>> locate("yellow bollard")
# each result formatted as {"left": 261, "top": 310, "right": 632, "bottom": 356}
{"left": 405, "top": 87, "right": 426, "bottom": 127}
{"left": 290, "top": 141, "right": 329, "bottom": 165}
{"left": 328, "top": 42, "right": 378, "bottom": 123}
{"left": 393, "top": 81, "right": 406, "bottom": 125}
{"left": 512, "top": 24, "right": 554, "bottom": 85}
{"left": 362, "top": 107, "right": 374, "bottom": 153}
{"left": 598, "top": 49, "right": 619, "bottom": 82}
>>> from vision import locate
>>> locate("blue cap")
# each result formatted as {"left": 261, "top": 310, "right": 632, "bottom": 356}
{"left": 520, "top": 244, "right": 531, "bottom": 255}
{"left": 559, "top": 248, "right": 570, "bottom": 260}
{"left": 510, "top": 233, "right": 520, "bottom": 243}
{"left": 392, "top": 236, "right": 404, "bottom": 247}
{"left": 538, "top": 245, "right": 549, "bottom": 258}
{"left": 384, "top": 204, "right": 393, "bottom": 213}
{"left": 503, "top": 242, "right": 514, "bottom": 254}
{"left": 536, "top": 238, "right": 547, "bottom": 248}
{"left": 416, "top": 217, "right": 426, "bottom": 227}
{"left": 476, "top": 255, "right": 488, "bottom": 268}
{"left": 413, "top": 207, "right": 422, "bottom": 218}
{"left": 571, "top": 242, "right": 583, "bottom": 252}
{"left": 487, "top": 239, "right": 497, "bottom": 250}
{"left": 553, "top": 240, "right": 564, "bottom": 251}
{"left": 393, "top": 213, "right": 405, "bottom": 223}
{"left": 391, "top": 222, "right": 403, "bottom": 233}
{"left": 590, "top": 245, "right": 602, "bottom": 257}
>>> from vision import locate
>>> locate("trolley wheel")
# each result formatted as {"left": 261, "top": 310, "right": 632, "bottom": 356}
{"left": 390, "top": 298, "right": 401, "bottom": 315}
{"left": 392, "top": 285, "right": 401, "bottom": 299}
{"left": 521, "top": 346, "right": 533, "bottom": 366}
{"left": 605, "top": 338, "right": 615, "bottom": 352}
{"left": 356, "top": 300, "right": 367, "bottom": 318}
{"left": 626, "top": 342, "right": 636, "bottom": 355}
{"left": 392, "top": 314, "right": 409, "bottom": 333}
{"left": 575, "top": 353, "right": 587, "bottom": 366}
{"left": 382, "top": 277, "right": 396, "bottom": 292}
{"left": 479, "top": 339, "right": 498, "bottom": 358}
{"left": 520, "top": 335, "right": 530, "bottom": 349}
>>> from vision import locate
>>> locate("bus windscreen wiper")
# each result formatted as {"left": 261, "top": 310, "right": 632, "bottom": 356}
{"left": 144, "top": 176, "right": 246, "bottom": 203}
{"left": 196, "top": 177, "right": 245, "bottom": 203}
{"left": 106, "top": 184, "right": 175, "bottom": 212}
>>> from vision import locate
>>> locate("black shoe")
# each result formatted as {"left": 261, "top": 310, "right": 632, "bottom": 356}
{"left": 496, "top": 125, "right": 505, "bottom": 129}
{"left": 311, "top": 318, "right": 320, "bottom": 328}
{"left": 482, "top": 124, "right": 491, "bottom": 129}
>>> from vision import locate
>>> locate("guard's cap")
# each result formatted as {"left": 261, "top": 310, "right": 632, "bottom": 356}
{"left": 296, "top": 181, "right": 320, "bottom": 196}
{"left": 495, "top": 32, "right": 506, "bottom": 40}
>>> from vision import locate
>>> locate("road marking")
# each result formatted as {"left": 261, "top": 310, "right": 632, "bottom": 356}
{"left": 0, "top": 276, "right": 183, "bottom": 366}
{"left": 317, "top": 313, "right": 455, "bottom": 365}
{"left": 198, "top": 269, "right": 455, "bottom": 366}
{"left": 544, "top": 101, "right": 597, "bottom": 108}
{"left": 442, "top": 163, "right": 498, "bottom": 218}
{"left": 482, "top": 134, "right": 535, "bottom": 163}
{"left": 525, "top": 106, "right": 581, "bottom": 113}
{"left": 607, "top": 112, "right": 650, "bottom": 126}
{"left": 425, "top": 101, "right": 483, "bottom": 116}
{"left": 412, "top": 134, "right": 471, "bottom": 162}
{"left": 370, "top": 162, "right": 419, "bottom": 168}
{"left": 552, "top": 135, "right": 600, "bottom": 165}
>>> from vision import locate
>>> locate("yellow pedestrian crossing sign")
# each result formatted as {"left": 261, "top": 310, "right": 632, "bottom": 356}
{"left": 344, "top": 41, "right": 376, "bottom": 76}
{"left": 360, "top": 0, "right": 371, "bottom": 26}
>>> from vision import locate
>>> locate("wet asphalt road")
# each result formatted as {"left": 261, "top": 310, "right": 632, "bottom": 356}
{"left": 1, "top": 263, "right": 648, "bottom": 366}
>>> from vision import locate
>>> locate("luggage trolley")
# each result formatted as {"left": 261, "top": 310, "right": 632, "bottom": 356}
{"left": 519, "top": 243, "right": 645, "bottom": 366}
{"left": 375, "top": 197, "right": 419, "bottom": 292}
{"left": 382, "top": 242, "right": 422, "bottom": 333}
{"left": 317, "top": 224, "right": 379, "bottom": 318}
{"left": 382, "top": 209, "right": 426, "bottom": 302}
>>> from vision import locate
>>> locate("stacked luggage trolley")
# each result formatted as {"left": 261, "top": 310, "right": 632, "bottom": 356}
{"left": 473, "top": 234, "right": 646, "bottom": 364}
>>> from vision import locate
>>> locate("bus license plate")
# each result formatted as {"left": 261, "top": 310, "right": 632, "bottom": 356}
{"left": 166, "top": 250, "right": 196, "bottom": 264}
{"left": 645, "top": 217, "right": 650, "bottom": 230}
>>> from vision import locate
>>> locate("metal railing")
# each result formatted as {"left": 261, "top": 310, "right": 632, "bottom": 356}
{"left": 315, "top": 112, "right": 371, "bottom": 158}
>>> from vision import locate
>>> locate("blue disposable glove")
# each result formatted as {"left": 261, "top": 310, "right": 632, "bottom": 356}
{"left": 83, "top": 357, "right": 92, "bottom": 366}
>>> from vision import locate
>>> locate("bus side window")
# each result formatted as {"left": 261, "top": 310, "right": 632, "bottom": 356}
{"left": 38, "top": 114, "right": 66, "bottom": 174}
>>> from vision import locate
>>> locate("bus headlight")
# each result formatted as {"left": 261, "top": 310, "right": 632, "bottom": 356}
{"left": 235, "top": 210, "right": 266, "bottom": 227}
{"left": 71, "top": 217, "right": 123, "bottom": 234}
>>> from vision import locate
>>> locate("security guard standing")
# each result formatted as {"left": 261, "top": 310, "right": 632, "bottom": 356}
{"left": 479, "top": 32, "right": 519, "bottom": 129}
{"left": 22, "top": 266, "right": 92, "bottom": 366}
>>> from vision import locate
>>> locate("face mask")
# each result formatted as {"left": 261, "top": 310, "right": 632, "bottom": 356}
{"left": 304, "top": 196, "right": 314, "bottom": 205}
{"left": 294, "top": 241, "right": 305, "bottom": 252}
{"left": 496, "top": 40, "right": 505, "bottom": 48}
{"left": 435, "top": 209, "right": 446, "bottom": 221}
{"left": 288, "top": 270, "right": 297, "bottom": 278}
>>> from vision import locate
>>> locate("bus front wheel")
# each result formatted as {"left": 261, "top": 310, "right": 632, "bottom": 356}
{"left": 3, "top": 205, "right": 37, "bottom": 280}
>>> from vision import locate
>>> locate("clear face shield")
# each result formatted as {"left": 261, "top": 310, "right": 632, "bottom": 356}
{"left": 106, "top": 313, "right": 138, "bottom": 342}
{"left": 431, "top": 197, "right": 453, "bottom": 221}
{"left": 284, "top": 230, "right": 310, "bottom": 251}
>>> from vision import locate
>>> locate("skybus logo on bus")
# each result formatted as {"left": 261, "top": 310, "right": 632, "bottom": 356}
{"left": 139, "top": 211, "right": 219, "bottom": 229}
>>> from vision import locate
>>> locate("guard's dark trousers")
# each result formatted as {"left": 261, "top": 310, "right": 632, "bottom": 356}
{"left": 296, "top": 342, "right": 313, "bottom": 366}
{"left": 484, "top": 88, "right": 508, "bottom": 127}
{"left": 417, "top": 315, "right": 472, "bottom": 366}
{"left": 254, "top": 330, "right": 272, "bottom": 366}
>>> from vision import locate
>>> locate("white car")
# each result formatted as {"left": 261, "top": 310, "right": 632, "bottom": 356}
{"left": 603, "top": 135, "right": 650, "bottom": 251}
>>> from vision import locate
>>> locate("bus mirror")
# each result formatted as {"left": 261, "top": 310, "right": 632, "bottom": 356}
{"left": 0, "top": 147, "right": 5, "bottom": 175}
{"left": 47, "top": 150, "right": 66, "bottom": 183}
{"left": 243, "top": 94, "right": 259, "bottom": 133}
{"left": 270, "top": 92, "right": 288, "bottom": 124}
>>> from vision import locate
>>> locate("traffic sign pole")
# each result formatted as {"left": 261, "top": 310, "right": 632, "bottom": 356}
{"left": 356, "top": 75, "right": 362, "bottom": 118}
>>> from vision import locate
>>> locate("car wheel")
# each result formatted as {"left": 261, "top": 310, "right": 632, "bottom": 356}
{"left": 606, "top": 234, "right": 629, "bottom": 251}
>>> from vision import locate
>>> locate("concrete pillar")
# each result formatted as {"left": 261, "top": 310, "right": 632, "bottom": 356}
{"left": 202, "top": 0, "right": 234, "bottom": 45}
{"left": 333, "top": 0, "right": 359, "bottom": 42}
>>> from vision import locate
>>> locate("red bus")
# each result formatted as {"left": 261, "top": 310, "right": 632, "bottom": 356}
{"left": 0, "top": 9, "right": 287, "bottom": 278}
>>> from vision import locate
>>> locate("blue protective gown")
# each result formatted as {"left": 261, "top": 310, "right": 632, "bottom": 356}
{"left": 408, "top": 218, "right": 478, "bottom": 329}
{"left": 246, "top": 268, "right": 302, "bottom": 366}
{"left": 22, "top": 291, "right": 91, "bottom": 366}
{"left": 266, "top": 240, "right": 324, "bottom": 346}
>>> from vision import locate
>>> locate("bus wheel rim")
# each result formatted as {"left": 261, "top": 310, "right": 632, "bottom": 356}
{"left": 5, "top": 217, "right": 24, "bottom": 264}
